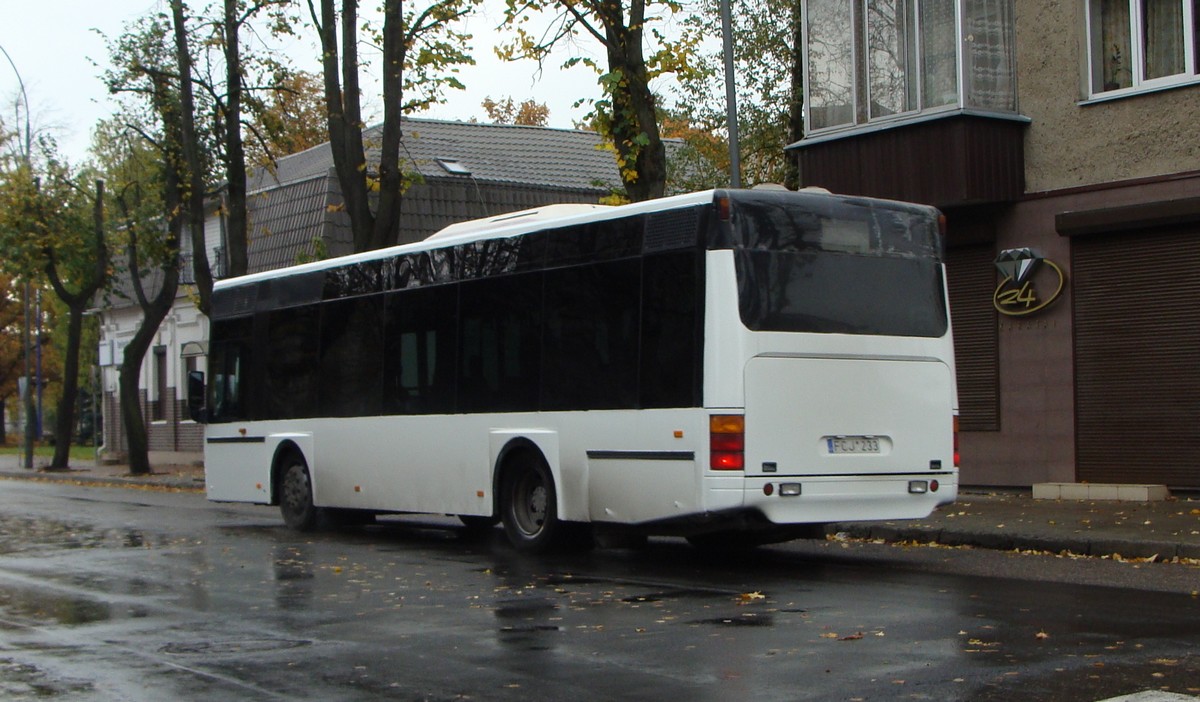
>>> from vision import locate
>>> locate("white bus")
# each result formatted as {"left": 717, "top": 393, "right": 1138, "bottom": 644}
{"left": 189, "top": 187, "right": 958, "bottom": 552}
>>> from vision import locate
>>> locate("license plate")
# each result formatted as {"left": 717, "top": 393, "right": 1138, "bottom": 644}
{"left": 827, "top": 436, "right": 881, "bottom": 454}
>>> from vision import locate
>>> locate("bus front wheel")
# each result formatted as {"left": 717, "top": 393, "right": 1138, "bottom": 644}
{"left": 279, "top": 459, "right": 319, "bottom": 532}
{"left": 500, "top": 453, "right": 564, "bottom": 553}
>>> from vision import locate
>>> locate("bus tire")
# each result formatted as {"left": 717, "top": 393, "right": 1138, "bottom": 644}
{"left": 500, "top": 452, "right": 564, "bottom": 553}
{"left": 279, "top": 458, "right": 319, "bottom": 532}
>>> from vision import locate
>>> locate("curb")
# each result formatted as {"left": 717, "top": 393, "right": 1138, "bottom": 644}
{"left": 832, "top": 523, "right": 1193, "bottom": 561}
{"left": 0, "top": 470, "right": 204, "bottom": 492}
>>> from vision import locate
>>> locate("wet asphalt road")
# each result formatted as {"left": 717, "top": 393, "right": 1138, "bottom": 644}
{"left": 0, "top": 480, "right": 1197, "bottom": 701}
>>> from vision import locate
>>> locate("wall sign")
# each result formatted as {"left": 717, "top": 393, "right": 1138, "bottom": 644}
{"left": 993, "top": 248, "right": 1065, "bottom": 317}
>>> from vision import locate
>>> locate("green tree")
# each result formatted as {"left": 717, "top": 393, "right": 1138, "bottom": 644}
{"left": 0, "top": 273, "right": 26, "bottom": 445}
{"left": 674, "top": 0, "right": 804, "bottom": 188}
{"left": 0, "top": 125, "right": 103, "bottom": 468}
{"left": 481, "top": 96, "right": 550, "bottom": 126}
{"left": 307, "top": 0, "right": 480, "bottom": 253}
{"left": 498, "top": 0, "right": 699, "bottom": 201}
{"left": 201, "top": 0, "right": 301, "bottom": 284}
{"left": 244, "top": 70, "right": 329, "bottom": 167}
{"left": 101, "top": 14, "right": 190, "bottom": 475}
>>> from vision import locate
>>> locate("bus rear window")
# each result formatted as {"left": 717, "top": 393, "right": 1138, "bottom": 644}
{"left": 724, "top": 191, "right": 948, "bottom": 338}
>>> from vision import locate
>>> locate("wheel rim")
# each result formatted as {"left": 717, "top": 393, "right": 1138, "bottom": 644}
{"left": 512, "top": 470, "right": 547, "bottom": 537}
{"left": 283, "top": 465, "right": 310, "bottom": 516}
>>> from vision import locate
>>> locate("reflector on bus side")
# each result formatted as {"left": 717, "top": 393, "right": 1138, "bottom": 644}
{"left": 710, "top": 415, "right": 745, "bottom": 470}
{"left": 716, "top": 195, "right": 731, "bottom": 222}
{"left": 953, "top": 415, "right": 960, "bottom": 468}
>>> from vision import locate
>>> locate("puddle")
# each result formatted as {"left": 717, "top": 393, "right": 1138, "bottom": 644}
{"left": 0, "top": 657, "right": 95, "bottom": 698}
{"left": 494, "top": 597, "right": 560, "bottom": 619}
{"left": 694, "top": 613, "right": 775, "bottom": 628}
{"left": 620, "top": 588, "right": 713, "bottom": 604}
{"left": 0, "top": 515, "right": 161, "bottom": 554}
{"left": 499, "top": 625, "right": 561, "bottom": 633}
{"left": 159, "top": 638, "right": 311, "bottom": 655}
{"left": 0, "top": 588, "right": 111, "bottom": 626}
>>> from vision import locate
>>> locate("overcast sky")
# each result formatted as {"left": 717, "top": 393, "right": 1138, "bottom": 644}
{"left": 0, "top": 0, "right": 606, "bottom": 164}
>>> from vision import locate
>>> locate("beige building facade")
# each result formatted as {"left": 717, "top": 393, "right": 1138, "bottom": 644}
{"left": 793, "top": 0, "right": 1200, "bottom": 488}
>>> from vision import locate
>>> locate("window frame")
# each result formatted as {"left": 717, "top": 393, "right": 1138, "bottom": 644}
{"left": 803, "top": 0, "right": 1019, "bottom": 137}
{"left": 865, "top": 0, "right": 921, "bottom": 121}
{"left": 1084, "top": 0, "right": 1200, "bottom": 100}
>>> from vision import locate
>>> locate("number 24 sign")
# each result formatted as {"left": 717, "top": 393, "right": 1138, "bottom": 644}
{"left": 993, "top": 259, "right": 1065, "bottom": 317}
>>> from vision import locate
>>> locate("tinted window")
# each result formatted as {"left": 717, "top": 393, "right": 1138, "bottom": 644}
{"left": 542, "top": 260, "right": 641, "bottom": 410}
{"left": 208, "top": 317, "right": 253, "bottom": 422}
{"left": 728, "top": 191, "right": 948, "bottom": 337}
{"left": 545, "top": 218, "right": 643, "bottom": 267}
{"left": 736, "top": 251, "right": 948, "bottom": 336}
{"left": 319, "top": 297, "right": 384, "bottom": 417}
{"left": 640, "top": 251, "right": 701, "bottom": 408}
{"left": 383, "top": 286, "right": 458, "bottom": 414}
{"left": 324, "top": 261, "right": 383, "bottom": 299}
{"left": 458, "top": 273, "right": 542, "bottom": 413}
{"left": 263, "top": 306, "right": 320, "bottom": 419}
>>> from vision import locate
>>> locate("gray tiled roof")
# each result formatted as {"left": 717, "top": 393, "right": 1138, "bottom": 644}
{"left": 246, "top": 174, "right": 354, "bottom": 274}
{"left": 104, "top": 119, "right": 622, "bottom": 311}
{"left": 248, "top": 118, "right": 621, "bottom": 194}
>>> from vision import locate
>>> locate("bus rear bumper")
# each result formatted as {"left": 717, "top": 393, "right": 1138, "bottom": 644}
{"left": 738, "top": 473, "right": 958, "bottom": 525}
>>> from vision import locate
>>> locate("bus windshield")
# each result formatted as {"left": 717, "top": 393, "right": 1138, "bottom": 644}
{"left": 723, "top": 191, "right": 947, "bottom": 338}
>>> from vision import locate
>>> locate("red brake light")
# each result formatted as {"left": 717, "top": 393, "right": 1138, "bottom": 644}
{"left": 953, "top": 415, "right": 960, "bottom": 468}
{"left": 710, "top": 415, "right": 745, "bottom": 471}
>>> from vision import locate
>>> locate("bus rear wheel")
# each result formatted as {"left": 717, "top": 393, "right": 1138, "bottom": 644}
{"left": 279, "top": 459, "right": 319, "bottom": 532}
{"left": 500, "top": 453, "right": 565, "bottom": 553}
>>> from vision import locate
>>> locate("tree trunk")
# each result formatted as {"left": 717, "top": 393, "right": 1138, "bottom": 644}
{"left": 600, "top": 0, "right": 667, "bottom": 202}
{"left": 308, "top": 0, "right": 421, "bottom": 251}
{"left": 49, "top": 303, "right": 85, "bottom": 470}
{"left": 45, "top": 180, "right": 108, "bottom": 470}
{"left": 119, "top": 268, "right": 178, "bottom": 476}
{"left": 171, "top": 0, "right": 214, "bottom": 315}
{"left": 223, "top": 0, "right": 249, "bottom": 278}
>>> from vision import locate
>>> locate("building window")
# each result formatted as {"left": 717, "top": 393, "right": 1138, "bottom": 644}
{"left": 1087, "top": 0, "right": 1199, "bottom": 97}
{"left": 805, "top": 0, "right": 1017, "bottom": 134}
{"left": 153, "top": 346, "right": 168, "bottom": 422}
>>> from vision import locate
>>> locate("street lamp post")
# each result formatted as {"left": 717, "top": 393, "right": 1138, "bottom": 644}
{"left": 720, "top": 0, "right": 741, "bottom": 189}
{"left": 1, "top": 44, "right": 37, "bottom": 470}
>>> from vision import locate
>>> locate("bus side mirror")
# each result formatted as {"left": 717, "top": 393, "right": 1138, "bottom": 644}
{"left": 187, "top": 370, "right": 207, "bottom": 423}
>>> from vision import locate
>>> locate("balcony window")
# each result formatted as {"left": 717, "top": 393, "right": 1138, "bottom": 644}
{"left": 804, "top": 0, "right": 1017, "bottom": 134}
{"left": 1087, "top": 0, "right": 1199, "bottom": 97}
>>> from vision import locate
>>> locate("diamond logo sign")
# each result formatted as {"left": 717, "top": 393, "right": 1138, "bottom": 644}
{"left": 994, "top": 248, "right": 1041, "bottom": 284}
{"left": 992, "top": 248, "right": 1066, "bottom": 317}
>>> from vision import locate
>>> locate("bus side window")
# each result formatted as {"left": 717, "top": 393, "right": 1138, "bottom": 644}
{"left": 209, "top": 342, "right": 242, "bottom": 422}
{"left": 383, "top": 286, "right": 458, "bottom": 415}
{"left": 641, "top": 251, "right": 700, "bottom": 408}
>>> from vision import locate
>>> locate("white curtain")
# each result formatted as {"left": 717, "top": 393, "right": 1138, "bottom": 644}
{"left": 1144, "top": 0, "right": 1185, "bottom": 79}
{"left": 964, "top": 0, "right": 1017, "bottom": 111}
{"left": 921, "top": 0, "right": 959, "bottom": 107}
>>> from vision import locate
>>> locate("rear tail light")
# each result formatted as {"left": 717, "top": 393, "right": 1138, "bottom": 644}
{"left": 953, "top": 415, "right": 960, "bottom": 468}
{"left": 710, "top": 415, "right": 744, "bottom": 470}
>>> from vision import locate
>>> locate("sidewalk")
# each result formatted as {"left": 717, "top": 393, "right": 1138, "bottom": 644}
{"left": 0, "top": 454, "right": 205, "bottom": 491}
{"left": 832, "top": 489, "right": 1200, "bottom": 561}
{"left": 1, "top": 455, "right": 1198, "bottom": 561}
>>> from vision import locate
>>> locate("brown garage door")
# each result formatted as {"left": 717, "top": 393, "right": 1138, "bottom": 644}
{"left": 1072, "top": 228, "right": 1200, "bottom": 487}
{"left": 946, "top": 244, "right": 999, "bottom": 432}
